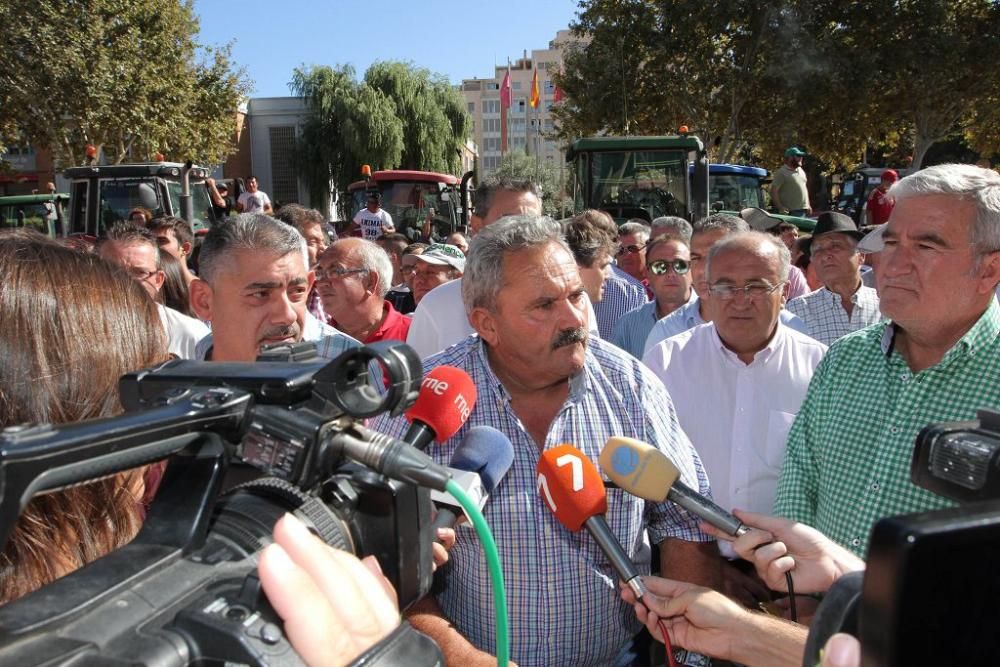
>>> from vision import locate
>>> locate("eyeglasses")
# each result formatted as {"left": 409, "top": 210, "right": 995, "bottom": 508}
{"left": 616, "top": 244, "right": 646, "bottom": 257}
{"left": 648, "top": 259, "right": 690, "bottom": 276}
{"left": 315, "top": 266, "right": 367, "bottom": 282}
{"left": 707, "top": 281, "right": 785, "bottom": 301}
{"left": 127, "top": 267, "right": 160, "bottom": 282}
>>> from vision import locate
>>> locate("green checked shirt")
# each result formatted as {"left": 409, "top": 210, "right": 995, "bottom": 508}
{"left": 773, "top": 298, "right": 1000, "bottom": 556}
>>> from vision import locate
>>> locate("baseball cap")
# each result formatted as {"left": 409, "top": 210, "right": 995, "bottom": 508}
{"left": 413, "top": 243, "right": 466, "bottom": 272}
{"left": 881, "top": 169, "right": 899, "bottom": 182}
{"left": 784, "top": 147, "right": 806, "bottom": 157}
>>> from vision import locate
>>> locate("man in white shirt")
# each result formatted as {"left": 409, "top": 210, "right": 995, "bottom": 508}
{"left": 236, "top": 176, "right": 273, "bottom": 214}
{"left": 643, "top": 231, "right": 826, "bottom": 604}
{"left": 352, "top": 193, "right": 395, "bottom": 240}
{"left": 786, "top": 211, "right": 881, "bottom": 345}
{"left": 96, "top": 223, "right": 208, "bottom": 359}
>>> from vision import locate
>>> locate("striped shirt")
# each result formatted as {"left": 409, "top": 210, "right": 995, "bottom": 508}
{"left": 371, "top": 334, "right": 712, "bottom": 666}
{"left": 774, "top": 300, "right": 1000, "bottom": 555}
{"left": 593, "top": 266, "right": 648, "bottom": 340}
{"left": 194, "top": 312, "right": 360, "bottom": 360}
{"left": 786, "top": 284, "right": 882, "bottom": 346}
{"left": 643, "top": 296, "right": 809, "bottom": 358}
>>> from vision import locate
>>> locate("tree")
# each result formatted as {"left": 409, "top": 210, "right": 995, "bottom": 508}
{"left": 491, "top": 150, "right": 572, "bottom": 218}
{"left": 0, "top": 0, "right": 251, "bottom": 167}
{"left": 291, "top": 62, "right": 470, "bottom": 216}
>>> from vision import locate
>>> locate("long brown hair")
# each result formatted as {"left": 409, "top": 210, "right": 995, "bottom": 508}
{"left": 0, "top": 229, "right": 168, "bottom": 603}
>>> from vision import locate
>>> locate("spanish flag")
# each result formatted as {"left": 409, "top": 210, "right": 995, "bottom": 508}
{"left": 529, "top": 68, "right": 540, "bottom": 108}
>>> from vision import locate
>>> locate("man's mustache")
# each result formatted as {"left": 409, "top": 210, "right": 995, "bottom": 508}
{"left": 552, "top": 327, "right": 588, "bottom": 350}
{"left": 258, "top": 323, "right": 301, "bottom": 343}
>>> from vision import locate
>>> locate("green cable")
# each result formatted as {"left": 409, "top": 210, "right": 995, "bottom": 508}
{"left": 444, "top": 478, "right": 509, "bottom": 666}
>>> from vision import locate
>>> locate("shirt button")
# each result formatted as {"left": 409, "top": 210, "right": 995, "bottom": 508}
{"left": 890, "top": 426, "right": 899, "bottom": 434}
{"left": 900, "top": 374, "right": 909, "bottom": 382}
{"left": 851, "top": 538, "right": 861, "bottom": 547}
{"left": 870, "top": 481, "right": 880, "bottom": 492}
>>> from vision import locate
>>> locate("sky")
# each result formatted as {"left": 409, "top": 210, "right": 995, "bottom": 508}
{"left": 194, "top": 0, "right": 582, "bottom": 97}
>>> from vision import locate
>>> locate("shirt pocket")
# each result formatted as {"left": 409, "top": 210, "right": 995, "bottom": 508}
{"left": 764, "top": 410, "right": 797, "bottom": 469}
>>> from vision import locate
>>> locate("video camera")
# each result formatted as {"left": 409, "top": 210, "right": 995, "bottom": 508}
{"left": 806, "top": 409, "right": 1000, "bottom": 667}
{"left": 0, "top": 341, "right": 443, "bottom": 665}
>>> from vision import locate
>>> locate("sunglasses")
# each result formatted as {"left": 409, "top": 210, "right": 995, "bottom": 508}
{"left": 616, "top": 244, "right": 646, "bottom": 257}
{"left": 648, "top": 259, "right": 690, "bottom": 276}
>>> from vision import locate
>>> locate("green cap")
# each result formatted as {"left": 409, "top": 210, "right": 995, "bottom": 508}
{"left": 785, "top": 146, "right": 806, "bottom": 157}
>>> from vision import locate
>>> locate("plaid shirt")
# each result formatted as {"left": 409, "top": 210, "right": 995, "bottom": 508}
{"left": 371, "top": 335, "right": 712, "bottom": 666}
{"left": 785, "top": 284, "right": 882, "bottom": 346}
{"left": 194, "top": 313, "right": 360, "bottom": 360}
{"left": 611, "top": 292, "right": 697, "bottom": 359}
{"left": 593, "top": 266, "right": 649, "bottom": 340}
{"left": 774, "top": 299, "right": 1000, "bottom": 555}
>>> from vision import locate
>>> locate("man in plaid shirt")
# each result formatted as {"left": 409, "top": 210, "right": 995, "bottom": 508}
{"left": 374, "top": 215, "right": 719, "bottom": 666}
{"left": 774, "top": 164, "right": 1000, "bottom": 556}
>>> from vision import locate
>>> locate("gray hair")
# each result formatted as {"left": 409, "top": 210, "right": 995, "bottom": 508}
{"left": 474, "top": 177, "right": 541, "bottom": 219}
{"left": 351, "top": 239, "right": 395, "bottom": 298}
{"left": 892, "top": 164, "right": 1000, "bottom": 254}
{"left": 462, "top": 215, "right": 568, "bottom": 313}
{"left": 96, "top": 222, "right": 162, "bottom": 268}
{"left": 692, "top": 213, "right": 750, "bottom": 239}
{"left": 705, "top": 231, "right": 791, "bottom": 283}
{"left": 650, "top": 216, "right": 693, "bottom": 244}
{"left": 199, "top": 213, "right": 308, "bottom": 284}
{"left": 619, "top": 220, "right": 651, "bottom": 243}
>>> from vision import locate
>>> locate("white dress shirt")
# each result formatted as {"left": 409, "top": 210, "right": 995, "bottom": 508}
{"left": 406, "top": 277, "right": 600, "bottom": 359}
{"left": 643, "top": 322, "right": 827, "bottom": 555}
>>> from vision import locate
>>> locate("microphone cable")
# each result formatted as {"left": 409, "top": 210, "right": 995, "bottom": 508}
{"left": 444, "top": 478, "right": 509, "bottom": 667}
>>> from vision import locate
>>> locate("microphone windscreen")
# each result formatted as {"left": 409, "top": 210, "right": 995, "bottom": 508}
{"left": 449, "top": 426, "right": 514, "bottom": 493}
{"left": 404, "top": 365, "right": 477, "bottom": 442}
{"left": 536, "top": 444, "right": 606, "bottom": 531}
{"left": 599, "top": 436, "right": 679, "bottom": 502}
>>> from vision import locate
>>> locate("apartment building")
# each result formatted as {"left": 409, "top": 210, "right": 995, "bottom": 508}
{"left": 460, "top": 29, "right": 582, "bottom": 176}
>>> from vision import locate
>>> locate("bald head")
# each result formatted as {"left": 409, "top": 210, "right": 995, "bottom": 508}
{"left": 705, "top": 231, "right": 790, "bottom": 284}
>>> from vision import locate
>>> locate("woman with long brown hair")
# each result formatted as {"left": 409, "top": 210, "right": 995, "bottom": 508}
{"left": 0, "top": 229, "right": 168, "bottom": 603}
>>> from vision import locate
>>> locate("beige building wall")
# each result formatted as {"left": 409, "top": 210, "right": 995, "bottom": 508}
{"left": 460, "top": 29, "right": 582, "bottom": 177}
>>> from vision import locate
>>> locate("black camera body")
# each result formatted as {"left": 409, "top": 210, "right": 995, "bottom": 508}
{"left": 0, "top": 342, "right": 440, "bottom": 665}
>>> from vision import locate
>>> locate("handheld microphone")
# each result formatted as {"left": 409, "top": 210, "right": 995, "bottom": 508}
{"left": 429, "top": 426, "right": 514, "bottom": 536}
{"left": 599, "top": 436, "right": 747, "bottom": 537}
{"left": 403, "top": 366, "right": 477, "bottom": 451}
{"left": 536, "top": 444, "right": 648, "bottom": 600}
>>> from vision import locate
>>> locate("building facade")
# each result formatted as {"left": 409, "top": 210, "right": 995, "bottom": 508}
{"left": 460, "top": 29, "right": 581, "bottom": 176}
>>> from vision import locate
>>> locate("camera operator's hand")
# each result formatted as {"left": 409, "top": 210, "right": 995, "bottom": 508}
{"left": 432, "top": 527, "right": 456, "bottom": 571}
{"left": 259, "top": 514, "right": 401, "bottom": 667}
{"left": 701, "top": 509, "right": 865, "bottom": 595}
{"left": 620, "top": 576, "right": 806, "bottom": 667}
{"left": 821, "top": 633, "right": 861, "bottom": 667}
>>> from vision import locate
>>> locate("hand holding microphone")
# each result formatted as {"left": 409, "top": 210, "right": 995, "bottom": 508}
{"left": 701, "top": 510, "right": 865, "bottom": 595}
{"left": 536, "top": 444, "right": 648, "bottom": 601}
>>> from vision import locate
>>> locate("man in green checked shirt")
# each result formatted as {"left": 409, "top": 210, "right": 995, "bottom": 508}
{"left": 773, "top": 163, "right": 1000, "bottom": 557}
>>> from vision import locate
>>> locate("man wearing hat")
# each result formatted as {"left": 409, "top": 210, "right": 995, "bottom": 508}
{"left": 352, "top": 192, "right": 395, "bottom": 240}
{"left": 410, "top": 243, "right": 465, "bottom": 306}
{"left": 771, "top": 147, "right": 811, "bottom": 217}
{"left": 866, "top": 169, "right": 899, "bottom": 225}
{"left": 784, "top": 211, "right": 881, "bottom": 346}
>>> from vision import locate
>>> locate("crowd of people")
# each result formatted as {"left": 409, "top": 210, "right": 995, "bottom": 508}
{"left": 1, "top": 161, "right": 998, "bottom": 666}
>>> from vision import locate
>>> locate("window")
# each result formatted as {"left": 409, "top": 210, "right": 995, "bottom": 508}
{"left": 482, "top": 156, "right": 501, "bottom": 171}
{"left": 486, "top": 82, "right": 500, "bottom": 90}
{"left": 471, "top": 121, "right": 476, "bottom": 133}
{"left": 483, "top": 100, "right": 500, "bottom": 114}
{"left": 269, "top": 125, "right": 299, "bottom": 204}
{"left": 483, "top": 118, "right": 501, "bottom": 133}
{"left": 545, "top": 80, "right": 555, "bottom": 93}
{"left": 544, "top": 119, "right": 554, "bottom": 131}
{"left": 511, "top": 119, "right": 526, "bottom": 133}
{"left": 467, "top": 102, "right": 475, "bottom": 113}
{"left": 484, "top": 138, "right": 501, "bottom": 152}
{"left": 513, "top": 81, "right": 522, "bottom": 90}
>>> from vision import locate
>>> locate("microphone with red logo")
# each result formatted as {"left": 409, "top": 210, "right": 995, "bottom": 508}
{"left": 402, "top": 366, "right": 477, "bottom": 451}
{"left": 536, "top": 444, "right": 648, "bottom": 600}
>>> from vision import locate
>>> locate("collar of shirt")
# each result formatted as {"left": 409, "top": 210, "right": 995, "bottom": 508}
{"left": 713, "top": 321, "right": 784, "bottom": 367}
{"left": 819, "top": 283, "right": 875, "bottom": 308}
{"left": 472, "top": 336, "right": 589, "bottom": 406}
{"left": 879, "top": 298, "right": 1000, "bottom": 365}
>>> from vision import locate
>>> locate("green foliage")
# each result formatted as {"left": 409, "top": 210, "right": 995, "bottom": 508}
{"left": 559, "top": 0, "right": 1000, "bottom": 170}
{"left": 292, "top": 61, "right": 471, "bottom": 217}
{"left": 0, "top": 0, "right": 251, "bottom": 167}
{"left": 491, "top": 150, "right": 572, "bottom": 219}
